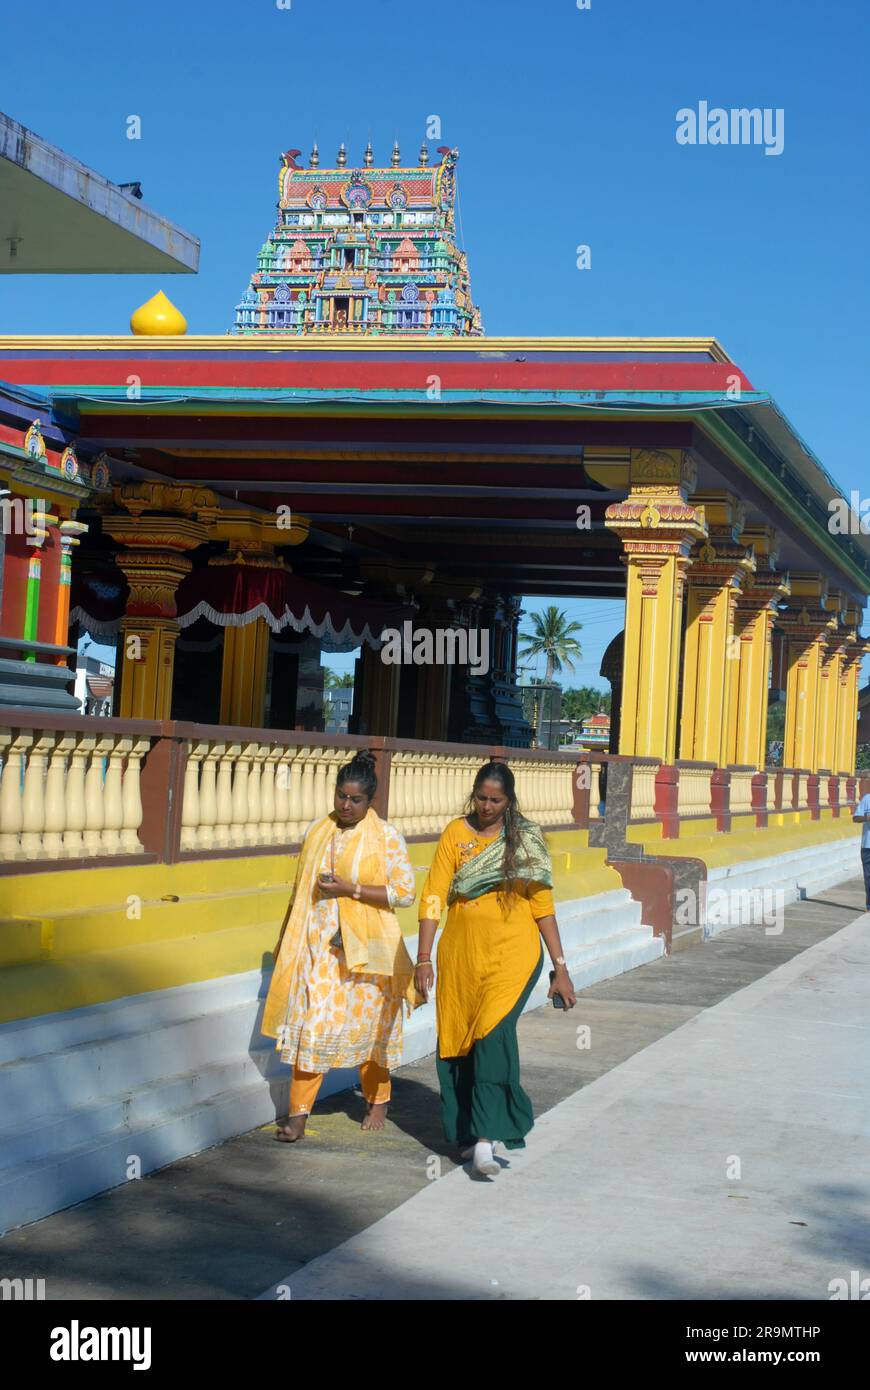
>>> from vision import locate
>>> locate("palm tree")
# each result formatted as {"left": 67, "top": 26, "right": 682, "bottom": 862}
{"left": 562, "top": 686, "right": 611, "bottom": 721}
{"left": 323, "top": 669, "right": 355, "bottom": 689}
{"left": 519, "top": 607, "right": 583, "bottom": 685}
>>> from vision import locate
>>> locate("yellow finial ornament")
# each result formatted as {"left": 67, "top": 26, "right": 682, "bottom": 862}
{"left": 130, "top": 291, "right": 188, "bottom": 335}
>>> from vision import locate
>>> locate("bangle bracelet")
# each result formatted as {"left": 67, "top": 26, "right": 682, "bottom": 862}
{"left": 416, "top": 955, "right": 431, "bottom": 964}
{"left": 553, "top": 956, "right": 566, "bottom": 967}
{"left": 353, "top": 882, "right": 362, "bottom": 900}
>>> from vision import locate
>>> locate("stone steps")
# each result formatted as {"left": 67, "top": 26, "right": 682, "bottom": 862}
{"left": 704, "top": 834, "right": 861, "bottom": 935}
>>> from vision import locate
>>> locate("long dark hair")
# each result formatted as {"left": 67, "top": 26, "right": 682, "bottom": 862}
{"left": 336, "top": 749, "right": 377, "bottom": 801}
{"left": 465, "top": 760, "right": 527, "bottom": 902}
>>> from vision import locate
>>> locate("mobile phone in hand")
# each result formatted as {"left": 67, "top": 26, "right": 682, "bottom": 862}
{"left": 549, "top": 968, "right": 566, "bottom": 1009}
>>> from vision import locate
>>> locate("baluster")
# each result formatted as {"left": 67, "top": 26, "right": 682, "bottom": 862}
{"left": 101, "top": 739, "right": 128, "bottom": 854}
{"left": 43, "top": 735, "right": 73, "bottom": 857}
{"left": 299, "top": 750, "right": 316, "bottom": 828}
{"left": 434, "top": 756, "right": 448, "bottom": 832}
{"left": 215, "top": 743, "right": 236, "bottom": 849}
{"left": 63, "top": 736, "right": 91, "bottom": 858}
{"left": 231, "top": 744, "right": 255, "bottom": 847}
{"left": 20, "top": 733, "right": 53, "bottom": 858}
{"left": 273, "top": 749, "right": 292, "bottom": 842}
{"left": 83, "top": 739, "right": 111, "bottom": 856}
{"left": 311, "top": 749, "right": 328, "bottom": 819}
{"left": 320, "top": 747, "right": 339, "bottom": 815}
{"left": 450, "top": 759, "right": 465, "bottom": 821}
{"left": 196, "top": 744, "right": 220, "bottom": 850}
{"left": 404, "top": 754, "right": 420, "bottom": 834}
{"left": 287, "top": 750, "right": 304, "bottom": 841}
{"left": 121, "top": 738, "right": 149, "bottom": 854}
{"left": 0, "top": 732, "right": 31, "bottom": 860}
{"left": 261, "top": 749, "right": 280, "bottom": 844}
{"left": 246, "top": 745, "right": 264, "bottom": 847}
{"left": 181, "top": 742, "right": 204, "bottom": 852}
{"left": 420, "top": 753, "right": 433, "bottom": 833}
{"left": 389, "top": 753, "right": 406, "bottom": 831}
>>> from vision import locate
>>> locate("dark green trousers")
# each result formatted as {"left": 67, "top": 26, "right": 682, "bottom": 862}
{"left": 436, "top": 947, "right": 543, "bottom": 1150}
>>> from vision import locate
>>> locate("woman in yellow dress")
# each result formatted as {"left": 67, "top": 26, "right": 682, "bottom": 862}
{"left": 262, "top": 751, "right": 420, "bottom": 1142}
{"left": 416, "top": 760, "right": 577, "bottom": 1176}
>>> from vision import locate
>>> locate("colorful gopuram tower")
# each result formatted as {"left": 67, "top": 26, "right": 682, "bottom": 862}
{"left": 232, "top": 141, "right": 482, "bottom": 336}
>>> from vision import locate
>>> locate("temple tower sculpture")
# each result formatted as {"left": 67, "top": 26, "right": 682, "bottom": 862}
{"left": 232, "top": 143, "right": 482, "bottom": 336}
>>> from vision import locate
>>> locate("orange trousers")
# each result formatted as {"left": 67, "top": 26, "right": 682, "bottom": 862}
{"left": 289, "top": 1061, "right": 391, "bottom": 1115}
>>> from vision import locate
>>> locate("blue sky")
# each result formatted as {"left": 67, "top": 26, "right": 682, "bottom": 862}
{"left": 3, "top": 0, "right": 867, "bottom": 686}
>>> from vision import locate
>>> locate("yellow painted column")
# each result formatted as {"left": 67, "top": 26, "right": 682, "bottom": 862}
{"left": 728, "top": 588, "right": 781, "bottom": 769}
{"left": 780, "top": 607, "right": 836, "bottom": 772}
{"left": 726, "top": 528, "right": 790, "bottom": 770}
{"left": 220, "top": 619, "right": 271, "bottom": 726}
{"left": 54, "top": 519, "right": 88, "bottom": 653}
{"left": 359, "top": 643, "right": 401, "bottom": 736}
{"left": 106, "top": 511, "right": 209, "bottom": 722}
{"left": 837, "top": 647, "right": 866, "bottom": 775}
{"left": 678, "top": 507, "right": 755, "bottom": 765}
{"left": 605, "top": 448, "right": 707, "bottom": 762}
{"left": 415, "top": 659, "right": 452, "bottom": 741}
{"left": 117, "top": 618, "right": 180, "bottom": 720}
{"left": 815, "top": 637, "right": 844, "bottom": 774}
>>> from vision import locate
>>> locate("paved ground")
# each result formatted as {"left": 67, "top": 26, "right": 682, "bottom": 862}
{"left": 1, "top": 877, "right": 867, "bottom": 1300}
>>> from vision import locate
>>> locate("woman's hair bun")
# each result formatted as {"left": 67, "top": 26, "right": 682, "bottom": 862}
{"left": 336, "top": 748, "right": 378, "bottom": 798}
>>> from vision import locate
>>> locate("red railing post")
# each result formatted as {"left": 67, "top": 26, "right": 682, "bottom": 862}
{"left": 711, "top": 768, "right": 731, "bottom": 832}
{"left": 807, "top": 773, "right": 821, "bottom": 821}
{"left": 654, "top": 764, "right": 680, "bottom": 839}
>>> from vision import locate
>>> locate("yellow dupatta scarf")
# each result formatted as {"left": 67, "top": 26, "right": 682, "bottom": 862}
{"left": 261, "top": 806, "right": 420, "bottom": 1041}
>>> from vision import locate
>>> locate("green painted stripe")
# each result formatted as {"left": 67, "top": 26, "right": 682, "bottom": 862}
{"left": 23, "top": 555, "right": 40, "bottom": 661}
{"left": 701, "top": 412, "right": 870, "bottom": 595}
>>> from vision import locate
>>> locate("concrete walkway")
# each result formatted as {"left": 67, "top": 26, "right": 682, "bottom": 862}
{"left": 260, "top": 899, "right": 870, "bottom": 1301}
{"left": 1, "top": 877, "right": 868, "bottom": 1300}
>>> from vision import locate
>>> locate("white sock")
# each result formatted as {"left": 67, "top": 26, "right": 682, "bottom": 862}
{"left": 473, "top": 1140, "right": 498, "bottom": 1174}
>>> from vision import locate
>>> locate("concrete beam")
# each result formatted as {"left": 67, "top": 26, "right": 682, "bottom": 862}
{"left": 0, "top": 111, "right": 200, "bottom": 274}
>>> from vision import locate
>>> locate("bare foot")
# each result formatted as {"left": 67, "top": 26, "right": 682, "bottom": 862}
{"left": 275, "top": 1114, "right": 307, "bottom": 1143}
{"left": 361, "top": 1101, "right": 388, "bottom": 1132}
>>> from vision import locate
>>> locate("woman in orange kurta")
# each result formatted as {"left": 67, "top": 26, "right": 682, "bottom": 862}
{"left": 262, "top": 751, "right": 419, "bottom": 1142}
{"left": 416, "top": 760, "right": 577, "bottom": 1177}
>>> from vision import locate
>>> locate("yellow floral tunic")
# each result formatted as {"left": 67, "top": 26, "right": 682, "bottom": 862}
{"left": 278, "top": 820, "right": 416, "bottom": 1073}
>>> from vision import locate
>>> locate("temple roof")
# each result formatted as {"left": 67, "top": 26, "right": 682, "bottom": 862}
{"left": 232, "top": 144, "right": 480, "bottom": 337}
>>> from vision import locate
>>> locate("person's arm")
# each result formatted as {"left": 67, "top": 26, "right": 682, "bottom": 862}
{"left": 317, "top": 876, "right": 390, "bottom": 908}
{"left": 415, "top": 827, "right": 456, "bottom": 1001}
{"left": 317, "top": 822, "right": 417, "bottom": 910}
{"left": 529, "top": 884, "right": 577, "bottom": 1009}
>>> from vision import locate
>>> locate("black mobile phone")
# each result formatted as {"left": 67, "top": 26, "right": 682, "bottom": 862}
{"left": 549, "top": 969, "right": 566, "bottom": 1009}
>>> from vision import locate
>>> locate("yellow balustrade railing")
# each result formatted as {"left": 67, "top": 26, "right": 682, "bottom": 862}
{"left": 729, "top": 770, "right": 755, "bottom": 815}
{"left": 386, "top": 750, "right": 574, "bottom": 837}
{"left": 677, "top": 766, "right": 713, "bottom": 818}
{"left": 588, "top": 763, "right": 603, "bottom": 819}
{"left": 0, "top": 728, "right": 150, "bottom": 862}
{"left": 630, "top": 765, "right": 658, "bottom": 820}
{"left": 180, "top": 741, "right": 350, "bottom": 851}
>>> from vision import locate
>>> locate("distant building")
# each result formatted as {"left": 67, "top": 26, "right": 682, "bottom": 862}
{"left": 324, "top": 686, "right": 353, "bottom": 734}
{"left": 233, "top": 142, "right": 482, "bottom": 336}
{"left": 579, "top": 711, "right": 611, "bottom": 748}
{"left": 73, "top": 653, "right": 115, "bottom": 716}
